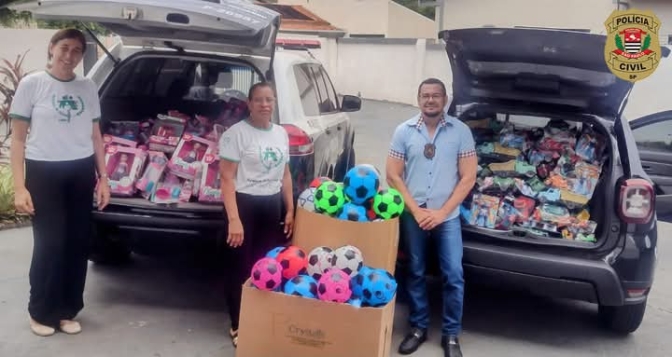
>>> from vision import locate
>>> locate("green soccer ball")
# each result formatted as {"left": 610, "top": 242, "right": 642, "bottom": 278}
{"left": 314, "top": 181, "right": 346, "bottom": 216}
{"left": 373, "top": 188, "right": 405, "bottom": 220}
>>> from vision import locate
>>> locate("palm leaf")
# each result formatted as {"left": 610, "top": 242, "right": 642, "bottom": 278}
{"left": 642, "top": 34, "right": 651, "bottom": 51}
{"left": 615, "top": 34, "right": 625, "bottom": 51}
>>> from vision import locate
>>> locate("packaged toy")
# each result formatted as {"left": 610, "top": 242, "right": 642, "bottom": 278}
{"left": 108, "top": 121, "right": 140, "bottom": 141}
{"left": 105, "top": 145, "right": 147, "bottom": 196}
{"left": 151, "top": 172, "right": 183, "bottom": 204}
{"left": 469, "top": 194, "right": 500, "bottom": 229}
{"left": 168, "top": 134, "right": 216, "bottom": 179}
{"left": 148, "top": 114, "right": 187, "bottom": 153}
{"left": 136, "top": 151, "right": 169, "bottom": 195}
{"left": 103, "top": 134, "right": 137, "bottom": 148}
{"left": 198, "top": 153, "right": 223, "bottom": 203}
{"left": 179, "top": 180, "right": 195, "bottom": 203}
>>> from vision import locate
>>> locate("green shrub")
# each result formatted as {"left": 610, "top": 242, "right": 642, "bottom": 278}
{"left": 0, "top": 164, "right": 16, "bottom": 220}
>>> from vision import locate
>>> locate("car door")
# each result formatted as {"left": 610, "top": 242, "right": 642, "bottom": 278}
{"left": 629, "top": 110, "right": 672, "bottom": 222}
{"left": 309, "top": 64, "right": 349, "bottom": 175}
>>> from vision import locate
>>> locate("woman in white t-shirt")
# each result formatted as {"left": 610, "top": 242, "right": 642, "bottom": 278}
{"left": 218, "top": 82, "right": 294, "bottom": 348}
{"left": 9, "top": 29, "right": 110, "bottom": 337}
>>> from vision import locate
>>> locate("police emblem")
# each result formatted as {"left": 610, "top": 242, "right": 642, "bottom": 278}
{"left": 604, "top": 9, "right": 662, "bottom": 82}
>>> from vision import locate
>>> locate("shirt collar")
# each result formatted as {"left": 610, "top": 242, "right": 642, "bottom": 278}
{"left": 408, "top": 113, "right": 452, "bottom": 131}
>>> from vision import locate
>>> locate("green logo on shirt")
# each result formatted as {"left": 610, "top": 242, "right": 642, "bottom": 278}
{"left": 52, "top": 94, "right": 85, "bottom": 122}
{"left": 259, "top": 146, "right": 284, "bottom": 172}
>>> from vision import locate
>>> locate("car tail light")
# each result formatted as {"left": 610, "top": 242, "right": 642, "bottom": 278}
{"left": 618, "top": 178, "right": 655, "bottom": 224}
{"left": 281, "top": 124, "right": 314, "bottom": 156}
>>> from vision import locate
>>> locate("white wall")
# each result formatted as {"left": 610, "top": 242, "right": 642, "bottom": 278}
{"left": 440, "top": 0, "right": 616, "bottom": 34}
{"left": 1, "top": 28, "right": 668, "bottom": 119}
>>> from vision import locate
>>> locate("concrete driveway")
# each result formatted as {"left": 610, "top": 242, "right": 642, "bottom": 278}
{"left": 1, "top": 99, "right": 671, "bottom": 357}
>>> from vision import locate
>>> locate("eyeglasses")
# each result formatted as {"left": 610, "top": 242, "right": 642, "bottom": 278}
{"left": 419, "top": 94, "right": 445, "bottom": 101}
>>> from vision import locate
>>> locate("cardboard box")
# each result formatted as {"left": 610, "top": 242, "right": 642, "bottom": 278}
{"left": 236, "top": 207, "right": 401, "bottom": 357}
{"left": 236, "top": 280, "right": 396, "bottom": 357}
{"left": 292, "top": 207, "right": 400, "bottom": 274}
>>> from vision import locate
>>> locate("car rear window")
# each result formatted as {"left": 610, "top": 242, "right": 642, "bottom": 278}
{"left": 467, "top": 61, "right": 617, "bottom": 88}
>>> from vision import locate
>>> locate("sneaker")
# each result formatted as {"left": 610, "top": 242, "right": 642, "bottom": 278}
{"left": 29, "top": 318, "right": 55, "bottom": 337}
{"left": 59, "top": 320, "right": 82, "bottom": 335}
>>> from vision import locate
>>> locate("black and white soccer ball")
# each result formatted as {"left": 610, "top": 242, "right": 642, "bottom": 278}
{"left": 331, "top": 245, "right": 364, "bottom": 277}
{"left": 306, "top": 246, "right": 334, "bottom": 280}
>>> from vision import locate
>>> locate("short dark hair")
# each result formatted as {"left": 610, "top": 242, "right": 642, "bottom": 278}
{"left": 48, "top": 28, "right": 87, "bottom": 61}
{"left": 417, "top": 78, "right": 447, "bottom": 96}
{"left": 248, "top": 81, "right": 276, "bottom": 100}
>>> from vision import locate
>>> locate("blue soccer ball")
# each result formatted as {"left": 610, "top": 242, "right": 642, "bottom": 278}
{"left": 283, "top": 274, "right": 319, "bottom": 299}
{"left": 266, "top": 246, "right": 287, "bottom": 259}
{"left": 336, "top": 202, "right": 369, "bottom": 222}
{"left": 350, "top": 265, "right": 374, "bottom": 299}
{"left": 343, "top": 165, "right": 381, "bottom": 205}
{"left": 360, "top": 268, "right": 397, "bottom": 307}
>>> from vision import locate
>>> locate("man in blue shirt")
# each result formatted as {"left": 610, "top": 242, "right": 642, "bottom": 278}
{"left": 386, "top": 78, "right": 477, "bottom": 357}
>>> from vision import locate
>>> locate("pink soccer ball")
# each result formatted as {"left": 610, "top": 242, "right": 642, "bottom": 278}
{"left": 250, "top": 257, "right": 283, "bottom": 291}
{"left": 317, "top": 268, "right": 353, "bottom": 303}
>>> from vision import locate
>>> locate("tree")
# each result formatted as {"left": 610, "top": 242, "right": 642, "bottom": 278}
{"left": 393, "top": 0, "right": 436, "bottom": 20}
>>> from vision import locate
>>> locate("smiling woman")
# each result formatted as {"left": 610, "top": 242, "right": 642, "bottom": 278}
{"left": 8, "top": 28, "right": 110, "bottom": 338}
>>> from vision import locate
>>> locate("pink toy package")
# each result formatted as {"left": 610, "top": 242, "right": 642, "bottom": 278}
{"left": 103, "top": 134, "right": 137, "bottom": 148}
{"left": 105, "top": 145, "right": 147, "bottom": 196}
{"left": 168, "top": 133, "right": 216, "bottom": 180}
{"left": 148, "top": 114, "right": 187, "bottom": 153}
{"left": 198, "top": 153, "right": 222, "bottom": 203}
{"left": 150, "top": 172, "right": 183, "bottom": 204}
{"left": 135, "top": 151, "right": 169, "bottom": 195}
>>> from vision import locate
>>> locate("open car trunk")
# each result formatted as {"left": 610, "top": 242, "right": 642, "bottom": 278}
{"left": 98, "top": 52, "right": 263, "bottom": 211}
{"left": 440, "top": 28, "right": 630, "bottom": 249}
{"left": 456, "top": 105, "right": 616, "bottom": 248}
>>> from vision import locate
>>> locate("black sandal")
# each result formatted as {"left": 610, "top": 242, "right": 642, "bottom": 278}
{"left": 230, "top": 328, "right": 238, "bottom": 348}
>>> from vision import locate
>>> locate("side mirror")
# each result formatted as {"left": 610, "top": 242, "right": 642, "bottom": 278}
{"left": 662, "top": 46, "right": 670, "bottom": 58}
{"left": 341, "top": 95, "right": 361, "bottom": 112}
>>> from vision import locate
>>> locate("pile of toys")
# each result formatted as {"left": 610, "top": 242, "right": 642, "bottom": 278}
{"left": 250, "top": 244, "right": 397, "bottom": 308}
{"left": 460, "top": 117, "right": 606, "bottom": 243}
{"left": 101, "top": 98, "right": 249, "bottom": 204}
{"left": 296, "top": 164, "right": 405, "bottom": 222}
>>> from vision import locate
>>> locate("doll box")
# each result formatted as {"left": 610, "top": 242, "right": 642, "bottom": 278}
{"left": 168, "top": 133, "right": 216, "bottom": 180}
{"left": 105, "top": 145, "right": 147, "bottom": 196}
{"left": 135, "top": 151, "right": 169, "bottom": 195}
{"left": 148, "top": 114, "right": 187, "bottom": 153}
{"left": 103, "top": 134, "right": 137, "bottom": 148}
{"left": 198, "top": 153, "right": 222, "bottom": 204}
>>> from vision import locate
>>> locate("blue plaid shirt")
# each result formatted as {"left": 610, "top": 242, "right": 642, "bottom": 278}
{"left": 389, "top": 113, "right": 476, "bottom": 221}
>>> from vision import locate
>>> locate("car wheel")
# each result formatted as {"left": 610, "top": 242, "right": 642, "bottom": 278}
{"left": 89, "top": 225, "right": 132, "bottom": 265}
{"left": 598, "top": 299, "right": 648, "bottom": 334}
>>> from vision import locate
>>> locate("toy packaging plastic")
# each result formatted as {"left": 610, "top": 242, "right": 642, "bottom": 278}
{"left": 198, "top": 153, "right": 222, "bottom": 203}
{"left": 107, "top": 121, "right": 140, "bottom": 142}
{"left": 136, "top": 151, "right": 169, "bottom": 195}
{"left": 151, "top": 172, "right": 183, "bottom": 204}
{"left": 105, "top": 145, "right": 148, "bottom": 196}
{"left": 148, "top": 114, "right": 187, "bottom": 153}
{"left": 168, "top": 133, "right": 216, "bottom": 180}
{"left": 103, "top": 134, "right": 137, "bottom": 148}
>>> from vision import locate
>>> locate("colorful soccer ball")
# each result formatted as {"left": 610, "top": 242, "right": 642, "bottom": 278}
{"left": 317, "top": 268, "right": 353, "bottom": 303}
{"left": 314, "top": 181, "right": 347, "bottom": 215}
{"left": 332, "top": 245, "right": 364, "bottom": 277}
{"left": 266, "top": 246, "right": 286, "bottom": 259}
{"left": 298, "top": 187, "right": 317, "bottom": 212}
{"left": 309, "top": 176, "right": 333, "bottom": 188}
{"left": 283, "top": 274, "right": 319, "bottom": 299}
{"left": 307, "top": 246, "right": 334, "bottom": 280}
{"left": 250, "top": 257, "right": 284, "bottom": 291}
{"left": 275, "top": 245, "right": 308, "bottom": 280}
{"left": 336, "top": 202, "right": 369, "bottom": 222}
{"left": 360, "top": 268, "right": 398, "bottom": 307}
{"left": 350, "top": 265, "right": 374, "bottom": 299}
{"left": 343, "top": 165, "right": 381, "bottom": 205}
{"left": 373, "top": 188, "right": 405, "bottom": 220}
